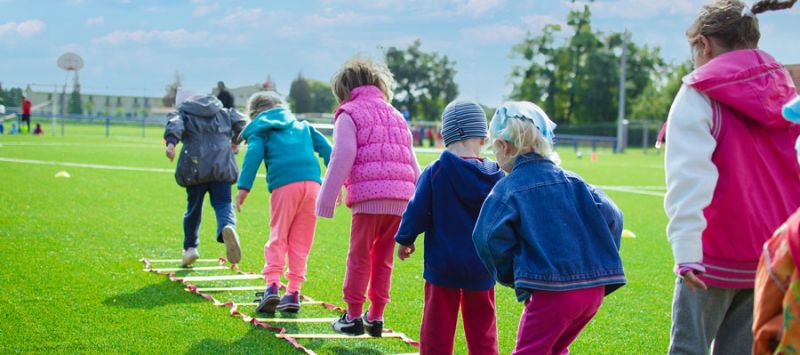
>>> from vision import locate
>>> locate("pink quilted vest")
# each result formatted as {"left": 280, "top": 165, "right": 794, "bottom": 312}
{"left": 686, "top": 49, "right": 800, "bottom": 288}
{"left": 334, "top": 85, "right": 416, "bottom": 207}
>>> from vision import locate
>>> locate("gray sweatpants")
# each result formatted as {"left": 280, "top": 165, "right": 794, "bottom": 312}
{"left": 668, "top": 279, "right": 754, "bottom": 355}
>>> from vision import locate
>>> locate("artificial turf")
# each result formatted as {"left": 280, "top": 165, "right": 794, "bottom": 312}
{"left": 0, "top": 120, "right": 673, "bottom": 353}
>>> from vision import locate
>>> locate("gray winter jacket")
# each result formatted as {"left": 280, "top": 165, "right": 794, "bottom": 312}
{"left": 163, "top": 95, "right": 246, "bottom": 187}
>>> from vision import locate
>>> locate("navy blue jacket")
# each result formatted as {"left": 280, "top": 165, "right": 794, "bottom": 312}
{"left": 473, "top": 153, "right": 626, "bottom": 302}
{"left": 395, "top": 150, "right": 505, "bottom": 290}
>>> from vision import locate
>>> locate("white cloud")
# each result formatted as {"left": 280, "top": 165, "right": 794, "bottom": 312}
{"left": 86, "top": 16, "right": 105, "bottom": 26}
{"left": 0, "top": 20, "right": 46, "bottom": 37}
{"left": 304, "top": 10, "right": 382, "bottom": 26}
{"left": 522, "top": 15, "right": 562, "bottom": 29}
{"left": 215, "top": 7, "right": 263, "bottom": 27}
{"left": 463, "top": 0, "right": 504, "bottom": 17}
{"left": 460, "top": 14, "right": 560, "bottom": 43}
{"left": 462, "top": 24, "right": 524, "bottom": 43}
{"left": 93, "top": 29, "right": 210, "bottom": 46}
{"left": 193, "top": 1, "right": 219, "bottom": 17}
{"left": 144, "top": 6, "right": 166, "bottom": 13}
{"left": 572, "top": 0, "right": 702, "bottom": 20}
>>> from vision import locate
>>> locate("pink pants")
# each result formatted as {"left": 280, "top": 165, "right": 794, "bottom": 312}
{"left": 514, "top": 286, "right": 605, "bottom": 355}
{"left": 343, "top": 213, "right": 401, "bottom": 320}
{"left": 263, "top": 181, "right": 320, "bottom": 293}
{"left": 420, "top": 282, "right": 499, "bottom": 355}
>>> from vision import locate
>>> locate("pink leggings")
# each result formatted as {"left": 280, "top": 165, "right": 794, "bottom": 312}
{"left": 263, "top": 181, "right": 320, "bottom": 293}
{"left": 342, "top": 213, "right": 401, "bottom": 320}
{"left": 514, "top": 286, "right": 605, "bottom": 355}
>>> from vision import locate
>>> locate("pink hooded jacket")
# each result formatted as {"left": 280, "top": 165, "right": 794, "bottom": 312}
{"left": 678, "top": 49, "right": 800, "bottom": 288}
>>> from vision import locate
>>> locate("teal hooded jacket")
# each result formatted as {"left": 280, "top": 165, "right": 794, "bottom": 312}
{"left": 237, "top": 107, "right": 332, "bottom": 192}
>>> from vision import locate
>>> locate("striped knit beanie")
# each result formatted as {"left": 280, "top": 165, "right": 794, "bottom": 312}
{"left": 441, "top": 100, "right": 488, "bottom": 146}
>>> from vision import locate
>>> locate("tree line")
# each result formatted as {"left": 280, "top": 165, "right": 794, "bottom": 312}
{"left": 4, "top": 2, "right": 687, "bottom": 124}
{"left": 283, "top": 3, "right": 686, "bottom": 123}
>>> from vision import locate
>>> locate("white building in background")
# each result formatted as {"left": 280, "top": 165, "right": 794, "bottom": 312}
{"left": 26, "top": 89, "right": 163, "bottom": 117}
{"left": 21, "top": 77, "right": 281, "bottom": 117}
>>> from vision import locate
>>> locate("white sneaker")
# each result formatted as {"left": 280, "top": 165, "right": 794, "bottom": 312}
{"left": 182, "top": 247, "right": 199, "bottom": 266}
{"left": 221, "top": 226, "right": 241, "bottom": 264}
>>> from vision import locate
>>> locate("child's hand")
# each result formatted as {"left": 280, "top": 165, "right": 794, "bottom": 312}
{"left": 166, "top": 143, "right": 176, "bottom": 162}
{"left": 235, "top": 189, "right": 249, "bottom": 212}
{"left": 336, "top": 189, "right": 344, "bottom": 207}
{"left": 681, "top": 270, "right": 708, "bottom": 292}
{"left": 397, "top": 244, "right": 415, "bottom": 260}
{"left": 231, "top": 143, "right": 239, "bottom": 154}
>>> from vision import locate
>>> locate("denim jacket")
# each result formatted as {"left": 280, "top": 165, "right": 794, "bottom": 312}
{"left": 472, "top": 152, "right": 626, "bottom": 302}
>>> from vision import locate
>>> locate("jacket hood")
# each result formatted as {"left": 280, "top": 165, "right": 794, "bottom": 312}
{"left": 241, "top": 107, "right": 296, "bottom": 141}
{"left": 685, "top": 49, "right": 798, "bottom": 129}
{"left": 178, "top": 95, "right": 223, "bottom": 118}
{"left": 439, "top": 150, "right": 504, "bottom": 209}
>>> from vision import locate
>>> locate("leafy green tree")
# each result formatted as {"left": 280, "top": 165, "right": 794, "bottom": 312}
{"left": 308, "top": 80, "right": 336, "bottom": 113}
{"left": 289, "top": 74, "right": 312, "bottom": 113}
{"left": 68, "top": 75, "right": 83, "bottom": 115}
{"left": 386, "top": 39, "right": 458, "bottom": 121}
{"left": 630, "top": 60, "right": 693, "bottom": 120}
{"left": 84, "top": 96, "right": 94, "bottom": 115}
{"left": 510, "top": 3, "right": 668, "bottom": 124}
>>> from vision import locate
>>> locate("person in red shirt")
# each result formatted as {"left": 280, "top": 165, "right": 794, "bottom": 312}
{"left": 21, "top": 96, "right": 31, "bottom": 133}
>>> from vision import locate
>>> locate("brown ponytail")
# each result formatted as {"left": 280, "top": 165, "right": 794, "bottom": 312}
{"left": 752, "top": 0, "right": 797, "bottom": 15}
{"left": 687, "top": 0, "right": 796, "bottom": 50}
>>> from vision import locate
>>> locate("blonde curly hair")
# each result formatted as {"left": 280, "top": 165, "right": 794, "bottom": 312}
{"left": 331, "top": 57, "right": 395, "bottom": 103}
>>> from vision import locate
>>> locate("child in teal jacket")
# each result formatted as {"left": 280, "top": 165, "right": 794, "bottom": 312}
{"left": 235, "top": 92, "right": 332, "bottom": 313}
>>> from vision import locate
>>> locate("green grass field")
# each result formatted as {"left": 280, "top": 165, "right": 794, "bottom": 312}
{"left": 0, "top": 123, "right": 673, "bottom": 354}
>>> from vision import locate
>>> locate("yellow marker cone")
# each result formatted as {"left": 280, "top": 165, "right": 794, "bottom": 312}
{"left": 622, "top": 229, "right": 637, "bottom": 238}
{"left": 55, "top": 171, "right": 71, "bottom": 178}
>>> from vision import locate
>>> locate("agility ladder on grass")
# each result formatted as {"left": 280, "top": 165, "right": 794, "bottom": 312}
{"left": 141, "top": 257, "right": 420, "bottom": 355}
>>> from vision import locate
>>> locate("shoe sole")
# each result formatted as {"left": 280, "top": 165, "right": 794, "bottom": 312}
{"left": 182, "top": 254, "right": 199, "bottom": 267}
{"left": 331, "top": 321, "right": 365, "bottom": 336}
{"left": 221, "top": 227, "right": 241, "bottom": 264}
{"left": 365, "top": 326, "right": 382, "bottom": 337}
{"left": 277, "top": 304, "right": 300, "bottom": 313}
{"left": 256, "top": 297, "right": 279, "bottom": 313}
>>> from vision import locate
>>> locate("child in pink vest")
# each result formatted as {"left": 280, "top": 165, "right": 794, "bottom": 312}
{"left": 664, "top": 1, "right": 800, "bottom": 353}
{"left": 317, "top": 58, "right": 419, "bottom": 337}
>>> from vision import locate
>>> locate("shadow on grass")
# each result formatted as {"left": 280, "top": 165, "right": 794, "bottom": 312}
{"left": 103, "top": 280, "right": 204, "bottom": 309}
{"left": 186, "top": 327, "right": 297, "bottom": 354}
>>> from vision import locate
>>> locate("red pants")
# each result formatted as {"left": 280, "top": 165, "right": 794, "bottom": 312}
{"left": 342, "top": 214, "right": 401, "bottom": 319}
{"left": 513, "top": 286, "right": 605, "bottom": 355}
{"left": 420, "top": 282, "right": 499, "bottom": 355}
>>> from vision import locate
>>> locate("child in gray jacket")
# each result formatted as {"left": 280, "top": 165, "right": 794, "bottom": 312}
{"left": 163, "top": 91, "right": 246, "bottom": 266}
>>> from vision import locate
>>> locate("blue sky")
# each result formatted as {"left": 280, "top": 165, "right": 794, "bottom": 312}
{"left": 1, "top": 0, "right": 798, "bottom": 106}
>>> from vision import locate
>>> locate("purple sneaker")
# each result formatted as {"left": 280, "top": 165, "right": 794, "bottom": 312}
{"left": 255, "top": 283, "right": 280, "bottom": 313}
{"left": 276, "top": 292, "right": 301, "bottom": 313}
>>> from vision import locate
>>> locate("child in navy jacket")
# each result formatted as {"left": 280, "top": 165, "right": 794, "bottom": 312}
{"left": 395, "top": 100, "right": 504, "bottom": 355}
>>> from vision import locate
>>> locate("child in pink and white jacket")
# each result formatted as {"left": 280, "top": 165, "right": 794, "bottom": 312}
{"left": 317, "top": 58, "right": 420, "bottom": 337}
{"left": 664, "top": 1, "right": 800, "bottom": 353}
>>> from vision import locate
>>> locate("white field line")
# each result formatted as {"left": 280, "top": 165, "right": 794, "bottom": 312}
{"left": 597, "top": 185, "right": 665, "bottom": 197}
{"left": 0, "top": 156, "right": 666, "bottom": 197}
{"left": 0, "top": 157, "right": 268, "bottom": 178}
{"left": 0, "top": 142, "right": 158, "bottom": 149}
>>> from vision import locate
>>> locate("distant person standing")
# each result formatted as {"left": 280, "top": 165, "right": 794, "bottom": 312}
{"left": 401, "top": 105, "right": 411, "bottom": 122}
{"left": 217, "top": 81, "right": 235, "bottom": 109}
{"left": 21, "top": 96, "right": 31, "bottom": 133}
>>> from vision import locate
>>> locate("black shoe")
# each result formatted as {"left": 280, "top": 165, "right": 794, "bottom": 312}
{"left": 276, "top": 292, "right": 301, "bottom": 313}
{"left": 255, "top": 283, "right": 280, "bottom": 313}
{"left": 362, "top": 312, "right": 383, "bottom": 337}
{"left": 331, "top": 312, "right": 364, "bottom": 336}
